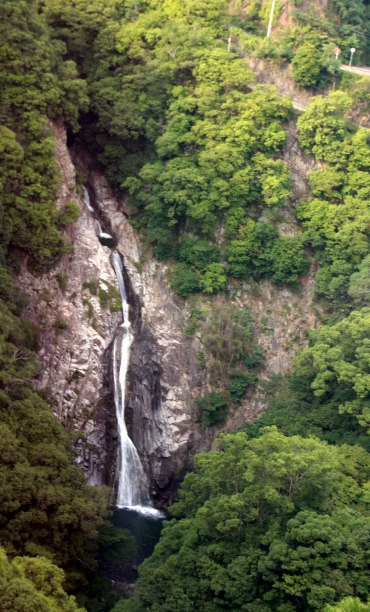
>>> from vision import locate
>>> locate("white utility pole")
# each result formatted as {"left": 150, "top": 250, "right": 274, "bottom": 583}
{"left": 349, "top": 47, "right": 356, "bottom": 66}
{"left": 266, "top": 0, "right": 277, "bottom": 38}
{"left": 227, "top": 37, "right": 231, "bottom": 53}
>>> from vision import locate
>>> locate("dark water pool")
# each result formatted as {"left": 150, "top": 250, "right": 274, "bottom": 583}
{"left": 113, "top": 507, "right": 167, "bottom": 565}
{"left": 100, "top": 507, "right": 167, "bottom": 585}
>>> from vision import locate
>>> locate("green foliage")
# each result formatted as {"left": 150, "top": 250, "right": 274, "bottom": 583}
{"left": 226, "top": 221, "right": 308, "bottom": 284}
{"left": 266, "top": 235, "right": 309, "bottom": 285}
{"left": 56, "top": 274, "right": 68, "bottom": 292}
{"left": 226, "top": 220, "right": 278, "bottom": 278}
{"left": 177, "top": 237, "right": 219, "bottom": 271}
{"left": 57, "top": 201, "right": 81, "bottom": 229}
{"left": 309, "top": 167, "right": 345, "bottom": 200}
{"left": 0, "top": 0, "right": 87, "bottom": 268}
{"left": 195, "top": 391, "right": 229, "bottom": 426}
{"left": 251, "top": 374, "right": 369, "bottom": 449}
{"left": 82, "top": 280, "right": 99, "bottom": 296}
{"left": 294, "top": 308, "right": 370, "bottom": 431}
{"left": 325, "top": 598, "right": 370, "bottom": 612}
{"left": 0, "top": 546, "right": 84, "bottom": 612}
{"left": 292, "top": 42, "right": 325, "bottom": 87}
{"left": 199, "top": 263, "right": 227, "bottom": 294}
{"left": 198, "top": 301, "right": 261, "bottom": 388}
{"left": 227, "top": 370, "right": 258, "bottom": 402}
{"left": 0, "top": 286, "right": 107, "bottom": 590}
{"left": 348, "top": 255, "right": 370, "bottom": 305}
{"left": 169, "top": 264, "right": 200, "bottom": 298}
{"left": 124, "top": 428, "right": 370, "bottom": 611}
{"left": 54, "top": 317, "right": 68, "bottom": 333}
{"left": 98, "top": 283, "right": 122, "bottom": 312}
{"left": 297, "top": 97, "right": 370, "bottom": 310}
{"left": 297, "top": 92, "right": 352, "bottom": 163}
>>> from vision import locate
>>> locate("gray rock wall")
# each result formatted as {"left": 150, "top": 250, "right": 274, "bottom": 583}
{"left": 17, "top": 123, "right": 121, "bottom": 485}
{"left": 16, "top": 119, "right": 319, "bottom": 505}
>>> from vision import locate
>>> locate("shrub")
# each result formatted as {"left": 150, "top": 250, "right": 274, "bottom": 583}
{"left": 292, "top": 43, "right": 323, "bottom": 88}
{"left": 195, "top": 391, "right": 229, "bottom": 426}
{"left": 178, "top": 236, "right": 220, "bottom": 271}
{"left": 57, "top": 201, "right": 80, "bottom": 228}
{"left": 170, "top": 264, "right": 200, "bottom": 298}
{"left": 228, "top": 371, "right": 258, "bottom": 402}
{"left": 200, "top": 263, "right": 227, "bottom": 294}
{"left": 55, "top": 317, "right": 68, "bottom": 333}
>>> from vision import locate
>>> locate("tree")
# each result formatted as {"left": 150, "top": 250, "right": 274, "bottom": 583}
{"left": 294, "top": 308, "right": 370, "bottom": 431}
{"left": 325, "top": 598, "right": 370, "bottom": 611}
{"left": 348, "top": 255, "right": 370, "bottom": 305}
{"left": 0, "top": 547, "right": 84, "bottom": 611}
{"left": 195, "top": 391, "right": 229, "bottom": 425}
{"left": 169, "top": 263, "right": 200, "bottom": 298}
{"left": 297, "top": 92, "right": 352, "bottom": 163}
{"left": 292, "top": 42, "right": 324, "bottom": 87}
{"left": 120, "top": 428, "right": 369, "bottom": 611}
{"left": 266, "top": 236, "right": 309, "bottom": 285}
{"left": 199, "top": 263, "right": 227, "bottom": 294}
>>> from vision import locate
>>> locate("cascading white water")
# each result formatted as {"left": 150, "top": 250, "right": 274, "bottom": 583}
{"left": 97, "top": 220, "right": 114, "bottom": 241}
{"left": 112, "top": 252, "right": 163, "bottom": 518}
{"left": 83, "top": 186, "right": 163, "bottom": 518}
{"left": 83, "top": 186, "right": 95, "bottom": 213}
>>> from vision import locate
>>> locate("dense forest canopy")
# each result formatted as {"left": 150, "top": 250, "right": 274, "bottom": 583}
{"left": 0, "top": 0, "right": 369, "bottom": 610}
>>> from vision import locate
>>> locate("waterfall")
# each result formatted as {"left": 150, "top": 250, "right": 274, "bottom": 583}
{"left": 97, "top": 220, "right": 114, "bottom": 241}
{"left": 83, "top": 185, "right": 162, "bottom": 518}
{"left": 111, "top": 251, "right": 163, "bottom": 518}
{"left": 83, "top": 186, "right": 95, "bottom": 213}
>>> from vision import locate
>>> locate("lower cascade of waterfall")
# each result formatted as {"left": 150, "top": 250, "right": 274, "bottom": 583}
{"left": 111, "top": 251, "right": 164, "bottom": 519}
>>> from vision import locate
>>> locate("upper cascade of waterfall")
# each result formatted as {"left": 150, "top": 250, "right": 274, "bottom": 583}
{"left": 83, "top": 186, "right": 95, "bottom": 213}
{"left": 112, "top": 251, "right": 130, "bottom": 327}
{"left": 97, "top": 221, "right": 114, "bottom": 241}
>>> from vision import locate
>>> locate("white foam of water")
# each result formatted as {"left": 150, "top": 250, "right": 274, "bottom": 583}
{"left": 83, "top": 187, "right": 95, "bottom": 213}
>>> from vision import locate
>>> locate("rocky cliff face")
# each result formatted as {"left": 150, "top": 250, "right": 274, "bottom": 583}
{"left": 16, "top": 123, "right": 121, "bottom": 485}
{"left": 80, "top": 166, "right": 206, "bottom": 501}
{"left": 16, "top": 120, "right": 319, "bottom": 503}
{"left": 17, "top": 123, "right": 206, "bottom": 499}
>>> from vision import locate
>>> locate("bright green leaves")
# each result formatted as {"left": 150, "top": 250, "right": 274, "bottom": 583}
{"left": 325, "top": 597, "right": 370, "bottom": 611}
{"left": 226, "top": 220, "right": 308, "bottom": 284}
{"left": 125, "top": 428, "right": 369, "bottom": 611}
{"left": 199, "top": 263, "right": 227, "bottom": 294}
{"left": 297, "top": 96, "right": 370, "bottom": 310}
{"left": 297, "top": 91, "right": 352, "bottom": 164}
{"left": 127, "top": 77, "right": 293, "bottom": 292}
{"left": 161, "top": 0, "right": 228, "bottom": 28}
{"left": 0, "top": 1, "right": 87, "bottom": 268}
{"left": 295, "top": 308, "right": 370, "bottom": 430}
{"left": 0, "top": 547, "right": 84, "bottom": 612}
{"left": 292, "top": 42, "right": 328, "bottom": 88}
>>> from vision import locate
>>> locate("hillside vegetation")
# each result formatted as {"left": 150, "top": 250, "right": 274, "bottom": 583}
{"left": 0, "top": 0, "right": 369, "bottom": 610}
